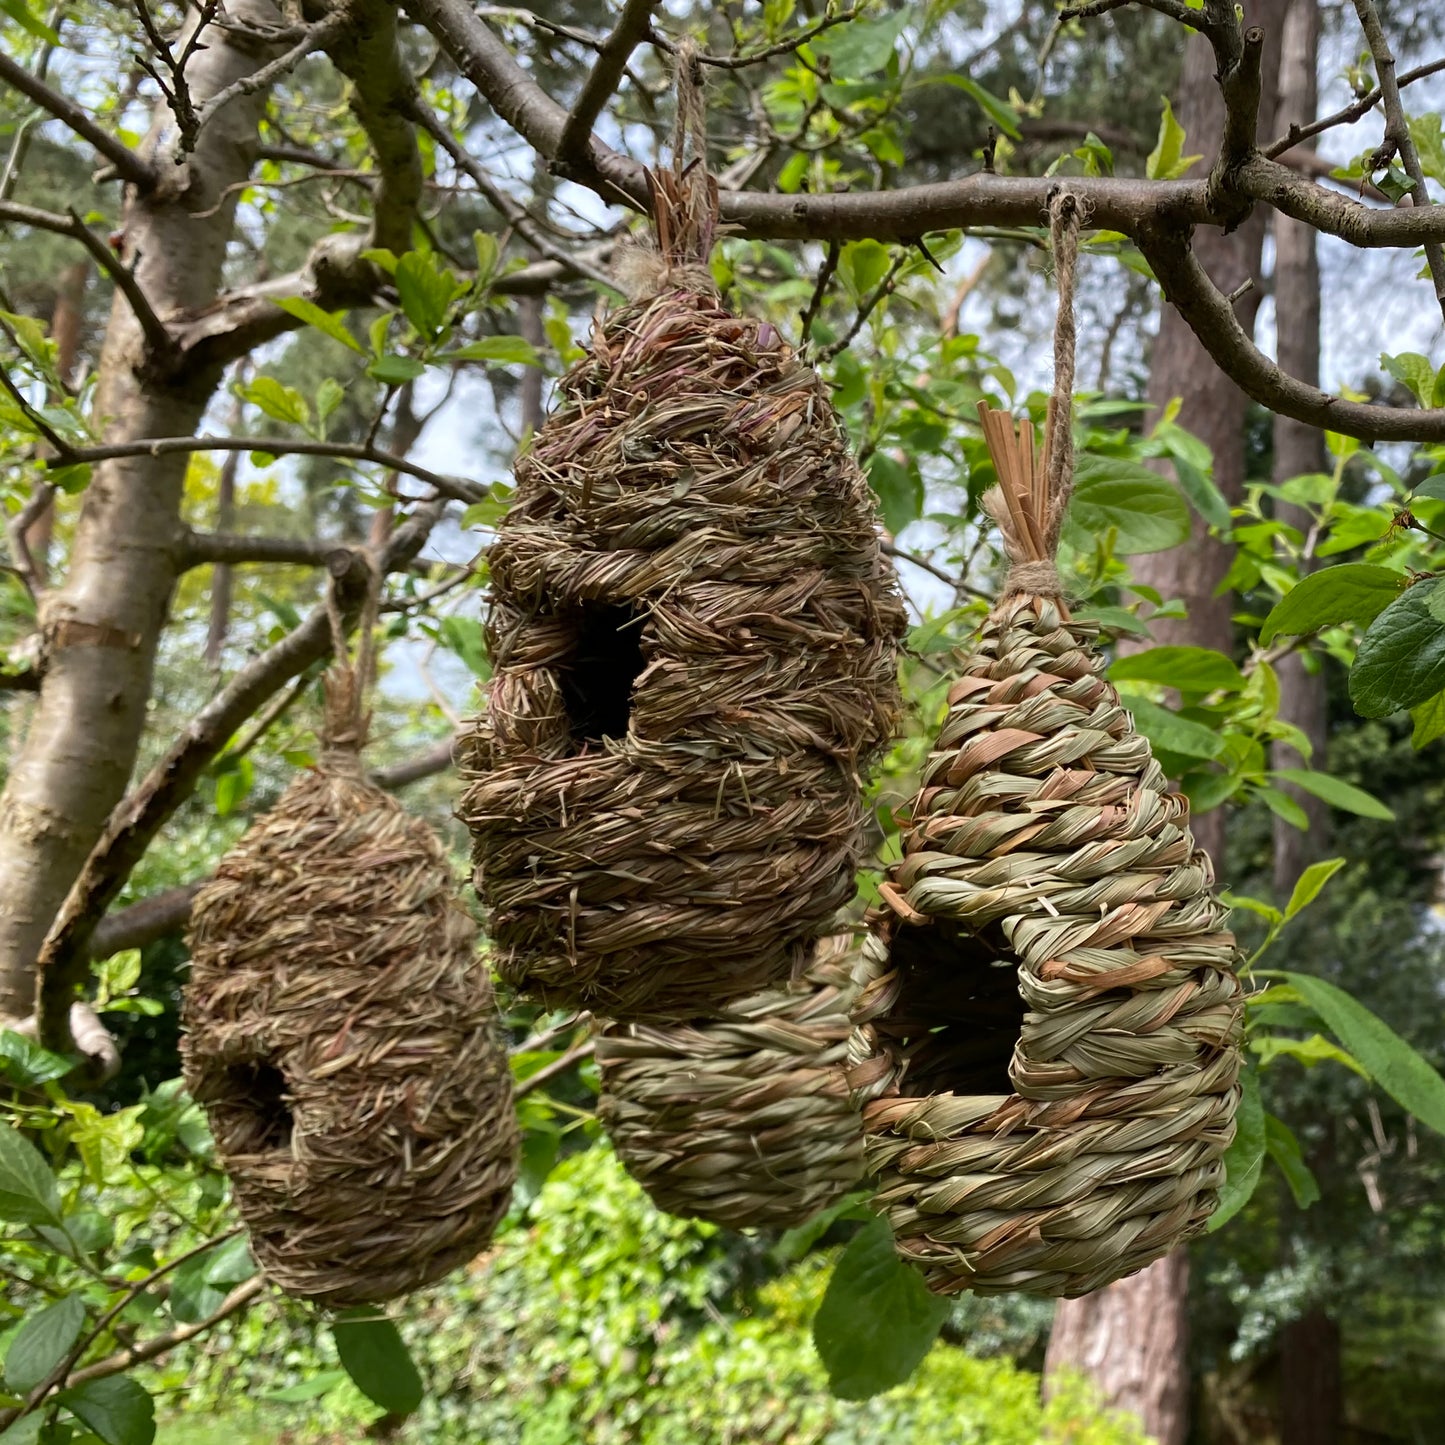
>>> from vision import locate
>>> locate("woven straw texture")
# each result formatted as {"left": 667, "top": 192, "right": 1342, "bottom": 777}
{"left": 849, "top": 592, "right": 1244, "bottom": 1298}
{"left": 458, "top": 282, "right": 905, "bottom": 1022}
{"left": 597, "top": 938, "right": 863, "bottom": 1229}
{"left": 183, "top": 763, "right": 519, "bottom": 1306}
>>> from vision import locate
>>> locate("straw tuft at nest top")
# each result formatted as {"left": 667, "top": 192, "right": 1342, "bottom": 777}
{"left": 848, "top": 193, "right": 1244, "bottom": 1299}
{"left": 184, "top": 759, "right": 519, "bottom": 1307}
{"left": 458, "top": 63, "right": 904, "bottom": 1023}
{"left": 597, "top": 938, "right": 864, "bottom": 1230}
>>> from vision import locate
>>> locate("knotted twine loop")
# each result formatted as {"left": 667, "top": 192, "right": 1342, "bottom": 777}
{"left": 617, "top": 38, "right": 721, "bottom": 299}
{"left": 321, "top": 556, "right": 380, "bottom": 774}
{"left": 979, "top": 188, "right": 1086, "bottom": 599}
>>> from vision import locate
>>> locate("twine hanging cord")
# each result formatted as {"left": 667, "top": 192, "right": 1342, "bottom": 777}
{"left": 979, "top": 189, "right": 1086, "bottom": 599}
{"left": 321, "top": 555, "right": 381, "bottom": 767}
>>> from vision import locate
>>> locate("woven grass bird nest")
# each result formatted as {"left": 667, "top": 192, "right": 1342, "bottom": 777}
{"left": 596, "top": 936, "right": 864, "bottom": 1230}
{"left": 184, "top": 633, "right": 519, "bottom": 1306}
{"left": 458, "top": 75, "right": 905, "bottom": 1023}
{"left": 847, "top": 195, "right": 1244, "bottom": 1299}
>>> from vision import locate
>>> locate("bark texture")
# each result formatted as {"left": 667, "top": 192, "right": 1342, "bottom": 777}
{"left": 1281, "top": 1304, "right": 1342, "bottom": 1445}
{"left": 1270, "top": 0, "right": 1332, "bottom": 897}
{"left": 1048, "top": 7, "right": 1289, "bottom": 1438}
{"left": 1044, "top": 1252, "right": 1192, "bottom": 1444}
{"left": 0, "top": 4, "right": 285, "bottom": 1027}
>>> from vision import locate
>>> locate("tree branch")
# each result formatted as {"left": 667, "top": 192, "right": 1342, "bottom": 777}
{"left": 555, "top": 0, "right": 656, "bottom": 175}
{"left": 0, "top": 50, "right": 156, "bottom": 190}
{"left": 45, "top": 434, "right": 485, "bottom": 506}
{"left": 1264, "top": 56, "right": 1445, "bottom": 159}
{"left": 1350, "top": 0, "right": 1445, "bottom": 321}
{"left": 513, "top": 1039, "right": 596, "bottom": 1098}
{"left": 33, "top": 504, "right": 443, "bottom": 1049}
{"left": 177, "top": 530, "right": 352, "bottom": 571}
{"left": 0, "top": 201, "right": 176, "bottom": 363}
{"left": 1138, "top": 224, "right": 1445, "bottom": 441}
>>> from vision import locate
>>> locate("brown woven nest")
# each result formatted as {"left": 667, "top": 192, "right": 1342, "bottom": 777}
{"left": 848, "top": 403, "right": 1244, "bottom": 1300}
{"left": 183, "top": 745, "right": 519, "bottom": 1306}
{"left": 457, "top": 169, "right": 905, "bottom": 1023}
{"left": 596, "top": 936, "right": 864, "bottom": 1229}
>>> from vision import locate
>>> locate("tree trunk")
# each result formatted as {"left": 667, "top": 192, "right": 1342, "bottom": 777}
{"left": 0, "top": 4, "right": 285, "bottom": 1028}
{"left": 1270, "top": 0, "right": 1331, "bottom": 897}
{"left": 1045, "top": 1253, "right": 1192, "bottom": 1445}
{"left": 1048, "top": 7, "right": 1289, "bottom": 1437}
{"left": 1281, "top": 1305, "right": 1342, "bottom": 1445}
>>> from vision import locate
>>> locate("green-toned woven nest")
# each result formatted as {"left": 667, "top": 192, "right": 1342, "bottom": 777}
{"left": 183, "top": 761, "right": 519, "bottom": 1306}
{"left": 458, "top": 175, "right": 905, "bottom": 1023}
{"left": 596, "top": 937, "right": 864, "bottom": 1229}
{"left": 849, "top": 586, "right": 1245, "bottom": 1298}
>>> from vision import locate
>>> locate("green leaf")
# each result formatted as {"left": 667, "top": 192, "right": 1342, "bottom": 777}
{"left": 1110, "top": 645, "right": 1244, "bottom": 693}
{"left": 1258, "top": 786, "right": 1309, "bottom": 831}
{"left": 1146, "top": 96, "right": 1202, "bottom": 180}
{"left": 0, "top": 1030, "right": 72, "bottom": 1087}
{"left": 1259, "top": 563, "right": 1403, "bottom": 644}
{"left": 263, "top": 1369, "right": 348, "bottom": 1404}
{"left": 57, "top": 1376, "right": 155, "bottom": 1445}
{"left": 1065, "top": 454, "right": 1191, "bottom": 555}
{"left": 0, "top": 1121, "right": 63, "bottom": 1227}
{"left": 449, "top": 337, "right": 540, "bottom": 366}
{"left": 1410, "top": 688, "right": 1445, "bottom": 748}
{"left": 367, "top": 354, "right": 427, "bottom": 385}
{"left": 438, "top": 616, "right": 490, "bottom": 678}
{"left": 1263, "top": 1114, "right": 1321, "bottom": 1209}
{"left": 1281, "top": 973, "right": 1445, "bottom": 1135}
{"left": 839, "top": 240, "right": 892, "bottom": 299}
{"left": 395, "top": 251, "right": 459, "bottom": 340}
{"left": 812, "top": 1218, "right": 948, "bottom": 1399}
{"left": 1252, "top": 1032, "right": 1369, "bottom": 1078}
{"left": 0, "top": 1414, "right": 46, "bottom": 1445}
{"left": 1380, "top": 350, "right": 1437, "bottom": 408}
{"left": 1411, "top": 473, "right": 1445, "bottom": 501}
{"left": 933, "top": 76, "right": 1022, "bottom": 140}
{"left": 1169, "top": 454, "right": 1232, "bottom": 531}
{"left": 0, "top": 0, "right": 60, "bottom": 42}
{"left": 1181, "top": 770, "right": 1242, "bottom": 812}
{"left": 240, "top": 376, "right": 309, "bottom": 429}
{"left": 1283, "top": 857, "right": 1345, "bottom": 920}
{"left": 331, "top": 1312, "right": 424, "bottom": 1417}
{"left": 1207, "top": 1065, "right": 1264, "bottom": 1232}
{"left": 866, "top": 452, "right": 923, "bottom": 535}
{"left": 4, "top": 1295, "right": 86, "bottom": 1394}
{"left": 272, "top": 297, "right": 363, "bottom": 353}
{"left": 1121, "top": 696, "right": 1224, "bottom": 759}
{"left": 809, "top": 12, "right": 908, "bottom": 76}
{"left": 1268, "top": 769, "right": 1393, "bottom": 821}
{"left": 1350, "top": 580, "right": 1445, "bottom": 717}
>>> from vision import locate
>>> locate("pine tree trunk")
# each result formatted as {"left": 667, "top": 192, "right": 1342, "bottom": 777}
{"left": 0, "top": 3, "right": 285, "bottom": 1027}
{"left": 1047, "top": 8, "right": 1289, "bottom": 1436}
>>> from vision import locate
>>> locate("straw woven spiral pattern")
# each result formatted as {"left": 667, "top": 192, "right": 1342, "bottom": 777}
{"left": 849, "top": 592, "right": 1245, "bottom": 1298}
{"left": 184, "top": 764, "right": 519, "bottom": 1306}
{"left": 459, "top": 274, "right": 905, "bottom": 1022}
{"left": 596, "top": 939, "right": 864, "bottom": 1229}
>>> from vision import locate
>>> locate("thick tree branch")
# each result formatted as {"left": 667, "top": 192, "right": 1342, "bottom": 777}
{"left": 0, "top": 50, "right": 156, "bottom": 190}
{"left": 1138, "top": 224, "right": 1445, "bottom": 441}
{"left": 46, "top": 434, "right": 485, "bottom": 506}
{"left": 33, "top": 504, "right": 443, "bottom": 1049}
{"left": 1350, "top": 0, "right": 1445, "bottom": 320}
{"left": 555, "top": 0, "right": 656, "bottom": 175}
{"left": 177, "top": 529, "right": 351, "bottom": 570}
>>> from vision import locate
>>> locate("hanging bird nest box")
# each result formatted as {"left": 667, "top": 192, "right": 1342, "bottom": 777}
{"left": 184, "top": 595, "right": 519, "bottom": 1306}
{"left": 847, "top": 194, "right": 1244, "bottom": 1299}
{"left": 458, "top": 51, "right": 905, "bottom": 1023}
{"left": 596, "top": 935, "right": 864, "bottom": 1230}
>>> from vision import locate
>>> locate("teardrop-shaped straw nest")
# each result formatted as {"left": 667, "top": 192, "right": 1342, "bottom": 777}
{"left": 184, "top": 761, "right": 519, "bottom": 1306}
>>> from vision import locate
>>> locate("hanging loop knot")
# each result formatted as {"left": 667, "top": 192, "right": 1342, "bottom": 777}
{"left": 623, "top": 36, "right": 720, "bottom": 299}
{"left": 320, "top": 553, "right": 380, "bottom": 770}
{"left": 978, "top": 187, "right": 1086, "bottom": 600}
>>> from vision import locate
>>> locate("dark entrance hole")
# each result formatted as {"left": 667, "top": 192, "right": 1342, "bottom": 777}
{"left": 558, "top": 602, "right": 647, "bottom": 747}
{"left": 880, "top": 920, "right": 1027, "bottom": 1099}
{"left": 221, "top": 1059, "right": 295, "bottom": 1153}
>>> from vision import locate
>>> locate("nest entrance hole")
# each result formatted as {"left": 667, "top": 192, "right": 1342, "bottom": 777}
{"left": 882, "top": 920, "right": 1027, "bottom": 1098}
{"left": 558, "top": 602, "right": 647, "bottom": 747}
{"left": 219, "top": 1059, "right": 294, "bottom": 1152}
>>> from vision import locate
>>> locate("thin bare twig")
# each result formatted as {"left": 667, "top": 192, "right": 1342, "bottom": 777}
{"left": 513, "top": 1039, "right": 596, "bottom": 1099}
{"left": 1264, "top": 56, "right": 1445, "bottom": 159}
{"left": 555, "top": 0, "right": 657, "bottom": 174}
{"left": 1350, "top": 0, "right": 1445, "bottom": 321}
{"left": 817, "top": 251, "right": 907, "bottom": 361}
{"left": 798, "top": 239, "right": 840, "bottom": 350}
{"left": 648, "top": 6, "right": 868, "bottom": 69}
